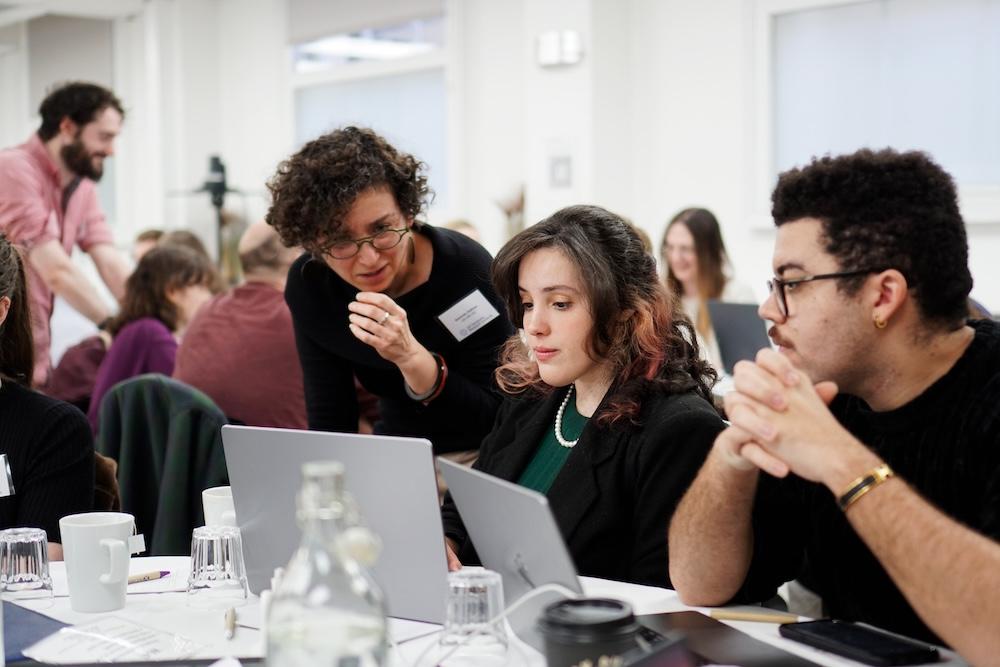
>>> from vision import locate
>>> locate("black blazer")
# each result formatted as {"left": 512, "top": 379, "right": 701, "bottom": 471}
{"left": 441, "top": 386, "right": 724, "bottom": 588}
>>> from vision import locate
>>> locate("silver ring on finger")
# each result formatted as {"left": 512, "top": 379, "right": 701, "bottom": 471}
{"left": 380, "top": 310, "right": 391, "bottom": 325}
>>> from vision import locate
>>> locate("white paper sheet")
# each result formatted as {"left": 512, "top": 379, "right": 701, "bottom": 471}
{"left": 50, "top": 556, "right": 190, "bottom": 597}
{"left": 22, "top": 616, "right": 202, "bottom": 663}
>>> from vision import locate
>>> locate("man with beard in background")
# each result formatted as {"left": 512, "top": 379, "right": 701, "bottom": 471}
{"left": 0, "top": 82, "right": 131, "bottom": 388}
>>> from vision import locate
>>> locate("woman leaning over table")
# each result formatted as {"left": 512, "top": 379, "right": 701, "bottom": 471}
{"left": 266, "top": 127, "right": 513, "bottom": 458}
{"left": 0, "top": 234, "right": 93, "bottom": 560}
{"left": 442, "top": 205, "right": 725, "bottom": 587}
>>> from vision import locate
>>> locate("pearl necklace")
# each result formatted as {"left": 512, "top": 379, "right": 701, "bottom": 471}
{"left": 554, "top": 385, "right": 580, "bottom": 448}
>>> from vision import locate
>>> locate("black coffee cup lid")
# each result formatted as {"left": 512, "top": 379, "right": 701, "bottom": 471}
{"left": 538, "top": 598, "right": 639, "bottom": 643}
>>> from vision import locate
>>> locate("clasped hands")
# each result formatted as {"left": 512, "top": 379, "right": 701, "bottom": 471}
{"left": 719, "top": 349, "right": 867, "bottom": 489}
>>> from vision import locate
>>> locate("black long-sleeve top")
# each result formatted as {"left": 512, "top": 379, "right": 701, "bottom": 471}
{"left": 737, "top": 319, "right": 1000, "bottom": 645}
{"left": 285, "top": 225, "right": 515, "bottom": 454}
{"left": 0, "top": 379, "right": 94, "bottom": 543}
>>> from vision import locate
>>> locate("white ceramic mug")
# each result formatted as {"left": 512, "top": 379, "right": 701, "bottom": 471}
{"left": 59, "top": 512, "right": 134, "bottom": 613}
{"left": 202, "top": 486, "right": 237, "bottom": 528}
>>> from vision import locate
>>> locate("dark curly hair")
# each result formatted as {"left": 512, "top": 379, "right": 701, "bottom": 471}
{"left": 108, "top": 245, "right": 218, "bottom": 336}
{"left": 265, "top": 126, "right": 430, "bottom": 255}
{"left": 37, "top": 82, "right": 124, "bottom": 141}
{"left": 491, "top": 205, "right": 716, "bottom": 426}
{"left": 772, "top": 148, "right": 971, "bottom": 329}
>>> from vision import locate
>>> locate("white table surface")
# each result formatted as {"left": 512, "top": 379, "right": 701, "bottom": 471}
{"left": 14, "top": 557, "right": 962, "bottom": 666}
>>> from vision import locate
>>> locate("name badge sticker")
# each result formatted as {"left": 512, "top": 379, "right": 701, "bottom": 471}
{"left": 437, "top": 290, "right": 500, "bottom": 342}
{"left": 0, "top": 453, "right": 14, "bottom": 498}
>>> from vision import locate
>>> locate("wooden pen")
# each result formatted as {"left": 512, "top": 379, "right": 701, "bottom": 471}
{"left": 709, "top": 609, "right": 800, "bottom": 624}
{"left": 127, "top": 570, "right": 170, "bottom": 585}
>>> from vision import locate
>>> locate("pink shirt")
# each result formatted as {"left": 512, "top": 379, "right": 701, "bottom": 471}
{"left": 0, "top": 135, "right": 114, "bottom": 386}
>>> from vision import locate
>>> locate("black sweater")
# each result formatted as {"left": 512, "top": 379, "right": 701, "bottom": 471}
{"left": 740, "top": 319, "right": 1000, "bottom": 645}
{"left": 285, "top": 225, "right": 515, "bottom": 454}
{"left": 0, "top": 380, "right": 94, "bottom": 543}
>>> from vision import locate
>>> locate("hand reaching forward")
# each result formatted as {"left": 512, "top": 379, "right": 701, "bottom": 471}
{"left": 445, "top": 538, "right": 462, "bottom": 572}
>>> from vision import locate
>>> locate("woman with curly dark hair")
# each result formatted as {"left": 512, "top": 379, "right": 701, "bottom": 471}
{"left": 266, "top": 127, "right": 513, "bottom": 457}
{"left": 87, "top": 245, "right": 217, "bottom": 431}
{"left": 440, "top": 205, "right": 724, "bottom": 587}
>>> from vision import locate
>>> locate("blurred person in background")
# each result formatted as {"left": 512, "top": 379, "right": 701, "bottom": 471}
{"left": 174, "top": 221, "right": 379, "bottom": 431}
{"left": 661, "top": 208, "right": 755, "bottom": 372}
{"left": 87, "top": 245, "right": 217, "bottom": 432}
{"left": 0, "top": 82, "right": 132, "bottom": 388}
{"left": 132, "top": 229, "right": 163, "bottom": 262}
{"left": 442, "top": 219, "right": 482, "bottom": 243}
{"left": 159, "top": 229, "right": 211, "bottom": 260}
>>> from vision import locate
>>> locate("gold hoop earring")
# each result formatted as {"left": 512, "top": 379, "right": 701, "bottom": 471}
{"left": 873, "top": 313, "right": 887, "bottom": 329}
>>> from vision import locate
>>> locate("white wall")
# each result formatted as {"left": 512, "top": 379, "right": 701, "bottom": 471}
{"left": 0, "top": 23, "right": 30, "bottom": 149}
{"left": 2, "top": 0, "right": 999, "bottom": 311}
{"left": 114, "top": 0, "right": 290, "bottom": 256}
{"left": 446, "top": 0, "right": 525, "bottom": 254}
{"left": 27, "top": 15, "right": 114, "bottom": 109}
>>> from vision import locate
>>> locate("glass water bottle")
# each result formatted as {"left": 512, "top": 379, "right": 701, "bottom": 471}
{"left": 266, "top": 461, "right": 387, "bottom": 667}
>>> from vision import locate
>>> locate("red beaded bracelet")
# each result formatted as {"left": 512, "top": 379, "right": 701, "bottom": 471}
{"left": 404, "top": 352, "right": 448, "bottom": 405}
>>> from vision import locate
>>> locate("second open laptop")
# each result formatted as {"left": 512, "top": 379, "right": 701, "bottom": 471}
{"left": 706, "top": 300, "right": 772, "bottom": 375}
{"left": 221, "top": 425, "right": 449, "bottom": 623}
{"left": 438, "top": 458, "right": 820, "bottom": 666}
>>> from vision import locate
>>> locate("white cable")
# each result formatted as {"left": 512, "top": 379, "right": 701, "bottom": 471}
{"left": 406, "top": 582, "right": 580, "bottom": 666}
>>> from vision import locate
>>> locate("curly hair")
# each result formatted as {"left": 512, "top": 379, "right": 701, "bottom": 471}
{"left": 108, "top": 245, "right": 218, "bottom": 336}
{"left": 772, "top": 148, "right": 971, "bottom": 329}
{"left": 0, "top": 235, "right": 34, "bottom": 385}
{"left": 265, "top": 127, "right": 430, "bottom": 255}
{"left": 491, "top": 205, "right": 716, "bottom": 426}
{"left": 37, "top": 82, "right": 124, "bottom": 141}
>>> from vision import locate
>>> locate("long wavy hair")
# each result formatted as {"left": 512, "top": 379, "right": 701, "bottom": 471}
{"left": 0, "top": 235, "right": 34, "bottom": 386}
{"left": 661, "top": 208, "right": 732, "bottom": 338}
{"left": 108, "top": 245, "right": 217, "bottom": 336}
{"left": 492, "top": 205, "right": 716, "bottom": 426}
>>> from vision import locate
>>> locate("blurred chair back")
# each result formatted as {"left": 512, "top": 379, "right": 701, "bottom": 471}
{"left": 96, "top": 374, "right": 229, "bottom": 555}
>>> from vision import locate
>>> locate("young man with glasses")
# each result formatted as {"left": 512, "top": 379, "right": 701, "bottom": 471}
{"left": 668, "top": 148, "right": 1000, "bottom": 663}
{"left": 266, "top": 127, "right": 513, "bottom": 460}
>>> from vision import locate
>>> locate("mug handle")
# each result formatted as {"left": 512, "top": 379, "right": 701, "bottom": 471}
{"left": 99, "top": 538, "right": 128, "bottom": 584}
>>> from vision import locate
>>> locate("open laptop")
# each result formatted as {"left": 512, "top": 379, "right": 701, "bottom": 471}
{"left": 221, "top": 425, "right": 449, "bottom": 623}
{"left": 706, "top": 300, "right": 772, "bottom": 375}
{"left": 438, "top": 458, "right": 819, "bottom": 666}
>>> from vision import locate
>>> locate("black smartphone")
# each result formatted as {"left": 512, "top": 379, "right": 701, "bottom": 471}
{"left": 779, "top": 620, "right": 940, "bottom": 666}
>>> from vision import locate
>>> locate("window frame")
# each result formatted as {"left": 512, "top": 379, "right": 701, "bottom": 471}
{"left": 749, "top": 0, "right": 1000, "bottom": 227}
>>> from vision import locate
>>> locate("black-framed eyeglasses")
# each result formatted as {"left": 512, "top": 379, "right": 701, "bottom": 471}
{"left": 767, "top": 268, "right": 882, "bottom": 318}
{"left": 325, "top": 227, "right": 411, "bottom": 260}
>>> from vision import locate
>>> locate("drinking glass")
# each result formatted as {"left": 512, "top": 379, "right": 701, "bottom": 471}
{"left": 187, "top": 526, "right": 248, "bottom": 609}
{"left": 0, "top": 528, "right": 53, "bottom": 601}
